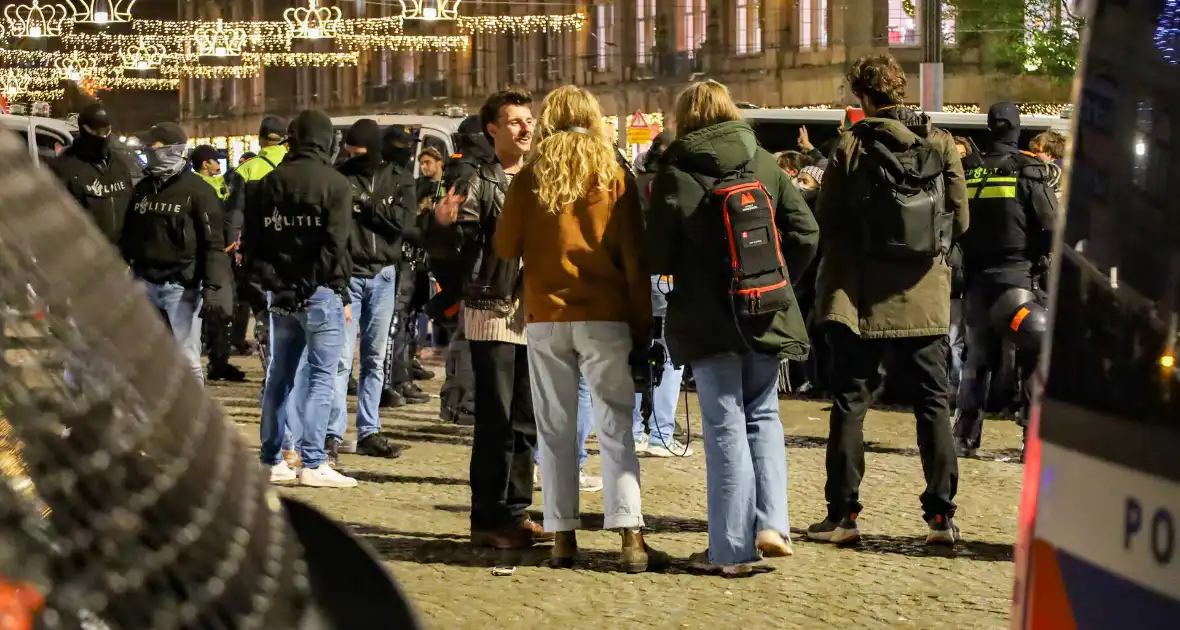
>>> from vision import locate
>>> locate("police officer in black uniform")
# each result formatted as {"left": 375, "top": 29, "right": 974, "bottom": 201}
{"left": 953, "top": 102, "right": 1059, "bottom": 457}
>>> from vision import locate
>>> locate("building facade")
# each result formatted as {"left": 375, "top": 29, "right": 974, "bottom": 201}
{"left": 179, "top": 0, "right": 1074, "bottom": 139}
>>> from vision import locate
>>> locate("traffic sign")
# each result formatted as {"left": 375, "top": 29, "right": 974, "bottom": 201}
{"left": 626, "top": 110, "right": 651, "bottom": 145}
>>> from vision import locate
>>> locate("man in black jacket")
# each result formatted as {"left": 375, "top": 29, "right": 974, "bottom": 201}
{"left": 119, "top": 122, "right": 231, "bottom": 383}
{"left": 48, "top": 103, "right": 133, "bottom": 246}
{"left": 324, "top": 119, "right": 411, "bottom": 463}
{"left": 241, "top": 109, "right": 355, "bottom": 489}
{"left": 953, "top": 102, "right": 1059, "bottom": 457}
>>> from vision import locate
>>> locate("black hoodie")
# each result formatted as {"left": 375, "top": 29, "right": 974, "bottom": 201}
{"left": 241, "top": 110, "right": 353, "bottom": 309}
{"left": 48, "top": 133, "right": 134, "bottom": 245}
{"left": 337, "top": 151, "right": 417, "bottom": 277}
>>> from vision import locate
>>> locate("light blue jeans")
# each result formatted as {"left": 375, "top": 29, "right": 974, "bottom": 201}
{"left": 328, "top": 267, "right": 399, "bottom": 441}
{"left": 259, "top": 287, "right": 346, "bottom": 470}
{"left": 634, "top": 276, "right": 682, "bottom": 444}
{"left": 535, "top": 377, "right": 594, "bottom": 469}
{"left": 691, "top": 352, "right": 789, "bottom": 566}
{"left": 142, "top": 281, "right": 203, "bottom": 382}
{"left": 526, "top": 321, "right": 643, "bottom": 532}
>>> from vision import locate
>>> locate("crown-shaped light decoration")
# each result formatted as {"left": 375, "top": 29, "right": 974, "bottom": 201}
{"left": 119, "top": 36, "right": 167, "bottom": 70}
{"left": 0, "top": 71, "right": 31, "bottom": 99}
{"left": 398, "top": 0, "right": 460, "bottom": 21}
{"left": 52, "top": 51, "right": 98, "bottom": 82}
{"left": 4, "top": 0, "right": 70, "bottom": 38}
{"left": 64, "top": 0, "right": 135, "bottom": 25}
{"left": 194, "top": 18, "right": 248, "bottom": 57}
{"left": 284, "top": 0, "right": 342, "bottom": 39}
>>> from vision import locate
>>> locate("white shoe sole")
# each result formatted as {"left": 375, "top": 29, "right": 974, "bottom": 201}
{"left": 270, "top": 472, "right": 297, "bottom": 483}
{"left": 807, "top": 527, "right": 860, "bottom": 544}
{"left": 299, "top": 473, "right": 358, "bottom": 488}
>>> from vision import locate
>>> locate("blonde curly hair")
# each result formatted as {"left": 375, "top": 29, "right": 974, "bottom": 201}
{"left": 528, "top": 85, "right": 618, "bottom": 214}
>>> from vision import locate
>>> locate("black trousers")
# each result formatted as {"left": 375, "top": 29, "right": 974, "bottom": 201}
{"left": 468, "top": 340, "right": 536, "bottom": 530}
{"left": 439, "top": 320, "right": 475, "bottom": 420}
{"left": 824, "top": 325, "right": 959, "bottom": 521}
{"left": 385, "top": 261, "right": 418, "bottom": 387}
{"left": 206, "top": 253, "right": 237, "bottom": 369}
{"left": 230, "top": 264, "right": 253, "bottom": 350}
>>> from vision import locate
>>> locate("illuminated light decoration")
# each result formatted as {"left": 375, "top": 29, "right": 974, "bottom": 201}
{"left": 119, "top": 36, "right": 167, "bottom": 71}
{"left": 4, "top": 0, "right": 70, "bottom": 38}
{"left": 87, "top": 76, "right": 179, "bottom": 90}
{"left": 335, "top": 34, "right": 468, "bottom": 52}
{"left": 193, "top": 18, "right": 248, "bottom": 58}
{"left": 346, "top": 16, "right": 404, "bottom": 36}
{"left": 0, "top": 71, "right": 31, "bottom": 99}
{"left": 284, "top": 0, "right": 343, "bottom": 40}
{"left": 65, "top": 0, "right": 135, "bottom": 25}
{"left": 157, "top": 61, "right": 261, "bottom": 78}
{"left": 399, "top": 0, "right": 459, "bottom": 21}
{"left": 61, "top": 32, "right": 181, "bottom": 52}
{"left": 134, "top": 20, "right": 292, "bottom": 52}
{"left": 21, "top": 88, "right": 64, "bottom": 101}
{"left": 51, "top": 51, "right": 97, "bottom": 82}
{"left": 1155, "top": 0, "right": 1180, "bottom": 65}
{"left": 248, "top": 51, "right": 359, "bottom": 66}
{"left": 456, "top": 14, "right": 587, "bottom": 34}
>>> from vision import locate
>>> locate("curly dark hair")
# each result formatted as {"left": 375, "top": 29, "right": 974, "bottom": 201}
{"left": 479, "top": 88, "right": 533, "bottom": 139}
{"left": 846, "top": 54, "right": 906, "bottom": 107}
{"left": 1030, "top": 130, "right": 1067, "bottom": 160}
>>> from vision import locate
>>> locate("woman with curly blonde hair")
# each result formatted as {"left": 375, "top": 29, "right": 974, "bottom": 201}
{"left": 494, "top": 85, "right": 665, "bottom": 572}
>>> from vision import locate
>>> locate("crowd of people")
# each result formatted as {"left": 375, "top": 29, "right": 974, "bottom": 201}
{"left": 45, "top": 51, "right": 1062, "bottom": 577}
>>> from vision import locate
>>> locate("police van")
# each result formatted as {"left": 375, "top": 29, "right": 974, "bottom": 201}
{"left": 0, "top": 115, "right": 76, "bottom": 165}
{"left": 330, "top": 114, "right": 465, "bottom": 175}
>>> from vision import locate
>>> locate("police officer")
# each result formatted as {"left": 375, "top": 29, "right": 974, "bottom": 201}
{"left": 379, "top": 125, "right": 431, "bottom": 407}
{"left": 953, "top": 102, "right": 1059, "bottom": 457}
{"left": 192, "top": 145, "right": 247, "bottom": 382}
{"left": 226, "top": 116, "right": 289, "bottom": 377}
{"left": 48, "top": 103, "right": 134, "bottom": 246}
{"left": 119, "top": 123, "right": 232, "bottom": 383}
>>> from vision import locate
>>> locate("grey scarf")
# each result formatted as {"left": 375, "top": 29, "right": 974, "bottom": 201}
{"left": 143, "top": 144, "right": 189, "bottom": 180}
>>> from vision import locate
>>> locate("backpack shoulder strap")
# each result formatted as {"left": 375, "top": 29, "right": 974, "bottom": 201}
{"left": 258, "top": 154, "right": 278, "bottom": 170}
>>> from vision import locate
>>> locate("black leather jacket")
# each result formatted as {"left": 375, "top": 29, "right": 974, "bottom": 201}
{"left": 425, "top": 160, "right": 520, "bottom": 309}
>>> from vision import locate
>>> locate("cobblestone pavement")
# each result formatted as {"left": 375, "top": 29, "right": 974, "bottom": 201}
{"left": 212, "top": 356, "right": 1022, "bottom": 629}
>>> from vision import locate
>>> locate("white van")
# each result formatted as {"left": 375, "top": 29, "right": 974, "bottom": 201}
{"left": 0, "top": 115, "right": 77, "bottom": 165}
{"left": 330, "top": 114, "right": 465, "bottom": 175}
{"left": 741, "top": 108, "right": 1071, "bottom": 156}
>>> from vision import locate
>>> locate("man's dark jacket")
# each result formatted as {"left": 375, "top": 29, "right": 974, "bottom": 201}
{"left": 337, "top": 152, "right": 417, "bottom": 278}
{"left": 48, "top": 137, "right": 134, "bottom": 245}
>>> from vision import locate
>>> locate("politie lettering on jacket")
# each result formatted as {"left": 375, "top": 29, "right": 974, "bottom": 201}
{"left": 264, "top": 208, "right": 323, "bottom": 231}
{"left": 85, "top": 179, "right": 128, "bottom": 197}
{"left": 133, "top": 196, "right": 185, "bottom": 215}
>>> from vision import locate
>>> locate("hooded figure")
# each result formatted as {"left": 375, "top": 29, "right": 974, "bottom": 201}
{"left": 118, "top": 121, "right": 232, "bottom": 381}
{"left": 48, "top": 102, "right": 134, "bottom": 244}
{"left": 380, "top": 124, "right": 418, "bottom": 170}
{"left": 243, "top": 109, "right": 358, "bottom": 486}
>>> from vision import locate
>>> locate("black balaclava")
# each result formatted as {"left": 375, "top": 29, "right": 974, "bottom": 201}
{"left": 73, "top": 102, "right": 112, "bottom": 161}
{"left": 381, "top": 125, "right": 417, "bottom": 169}
{"left": 987, "top": 101, "right": 1022, "bottom": 149}
{"left": 344, "top": 119, "right": 383, "bottom": 170}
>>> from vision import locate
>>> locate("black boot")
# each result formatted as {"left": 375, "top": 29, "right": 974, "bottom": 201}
{"left": 411, "top": 357, "right": 436, "bottom": 381}
{"left": 397, "top": 381, "right": 431, "bottom": 404}
{"left": 207, "top": 362, "right": 247, "bottom": 382}
{"left": 380, "top": 387, "right": 406, "bottom": 408}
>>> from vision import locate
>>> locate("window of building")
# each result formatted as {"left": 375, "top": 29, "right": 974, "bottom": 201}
{"left": 542, "top": 31, "right": 563, "bottom": 79}
{"left": 590, "top": 3, "right": 614, "bottom": 71}
{"left": 401, "top": 54, "right": 415, "bottom": 82}
{"left": 888, "top": 0, "right": 955, "bottom": 46}
{"left": 735, "top": 0, "right": 761, "bottom": 55}
{"left": 635, "top": 0, "right": 655, "bottom": 65}
{"left": 799, "top": 0, "right": 829, "bottom": 50}
{"left": 678, "top": 0, "right": 707, "bottom": 52}
{"left": 507, "top": 33, "right": 527, "bottom": 82}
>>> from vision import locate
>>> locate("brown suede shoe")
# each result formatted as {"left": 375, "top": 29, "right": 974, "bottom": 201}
{"left": 550, "top": 531, "right": 577, "bottom": 568}
{"left": 471, "top": 527, "right": 534, "bottom": 550}
{"left": 620, "top": 530, "right": 669, "bottom": 573}
{"left": 520, "top": 518, "right": 554, "bottom": 543}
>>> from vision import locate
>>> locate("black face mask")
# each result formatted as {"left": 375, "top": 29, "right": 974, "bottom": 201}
{"left": 72, "top": 131, "right": 109, "bottom": 159}
{"left": 382, "top": 146, "right": 412, "bottom": 169}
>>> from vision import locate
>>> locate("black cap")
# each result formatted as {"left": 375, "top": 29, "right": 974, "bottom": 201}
{"left": 144, "top": 122, "right": 187, "bottom": 146}
{"left": 987, "top": 102, "right": 1021, "bottom": 131}
{"left": 78, "top": 102, "right": 111, "bottom": 130}
{"left": 344, "top": 119, "right": 382, "bottom": 151}
{"left": 239, "top": 151, "right": 256, "bottom": 163}
{"left": 259, "top": 115, "right": 287, "bottom": 142}
{"left": 190, "top": 144, "right": 219, "bottom": 169}
{"left": 383, "top": 124, "right": 418, "bottom": 149}
{"left": 457, "top": 114, "right": 483, "bottom": 137}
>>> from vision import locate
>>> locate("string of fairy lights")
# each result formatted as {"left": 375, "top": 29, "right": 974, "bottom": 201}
{"left": 0, "top": 0, "right": 586, "bottom": 100}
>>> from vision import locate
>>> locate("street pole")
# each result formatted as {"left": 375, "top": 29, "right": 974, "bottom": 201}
{"left": 920, "top": 0, "right": 944, "bottom": 112}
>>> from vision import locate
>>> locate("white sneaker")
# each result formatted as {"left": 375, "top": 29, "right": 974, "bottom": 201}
{"left": 643, "top": 436, "right": 693, "bottom": 458}
{"left": 579, "top": 471, "right": 603, "bottom": 493}
{"left": 299, "top": 465, "right": 358, "bottom": 488}
{"left": 634, "top": 434, "right": 651, "bottom": 454}
{"left": 269, "top": 461, "right": 297, "bottom": 483}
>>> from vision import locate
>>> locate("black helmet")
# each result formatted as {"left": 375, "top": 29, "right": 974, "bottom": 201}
{"left": 989, "top": 287, "right": 1049, "bottom": 352}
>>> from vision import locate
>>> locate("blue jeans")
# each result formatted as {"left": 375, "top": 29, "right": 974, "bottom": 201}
{"left": 634, "top": 276, "right": 682, "bottom": 443}
{"left": 328, "top": 268, "right": 399, "bottom": 441}
{"left": 259, "top": 287, "right": 346, "bottom": 469}
{"left": 142, "top": 281, "right": 203, "bottom": 382}
{"left": 692, "top": 352, "right": 789, "bottom": 566}
{"left": 535, "top": 376, "right": 594, "bottom": 469}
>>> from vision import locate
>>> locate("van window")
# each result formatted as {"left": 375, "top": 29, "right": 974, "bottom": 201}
{"left": 33, "top": 127, "right": 68, "bottom": 162}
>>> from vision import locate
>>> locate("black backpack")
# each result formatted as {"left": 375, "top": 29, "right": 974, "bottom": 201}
{"left": 855, "top": 128, "right": 952, "bottom": 260}
{"left": 692, "top": 163, "right": 792, "bottom": 318}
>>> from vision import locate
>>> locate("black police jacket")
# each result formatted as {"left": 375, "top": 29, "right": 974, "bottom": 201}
{"left": 338, "top": 154, "right": 416, "bottom": 278}
{"left": 425, "top": 160, "right": 520, "bottom": 307}
{"left": 240, "top": 116, "right": 353, "bottom": 310}
{"left": 119, "top": 170, "right": 231, "bottom": 295}
{"left": 48, "top": 141, "right": 134, "bottom": 245}
{"left": 960, "top": 144, "right": 1059, "bottom": 288}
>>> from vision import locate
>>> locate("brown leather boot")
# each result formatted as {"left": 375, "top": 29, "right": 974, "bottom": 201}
{"left": 620, "top": 530, "right": 669, "bottom": 573}
{"left": 550, "top": 531, "right": 577, "bottom": 569}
